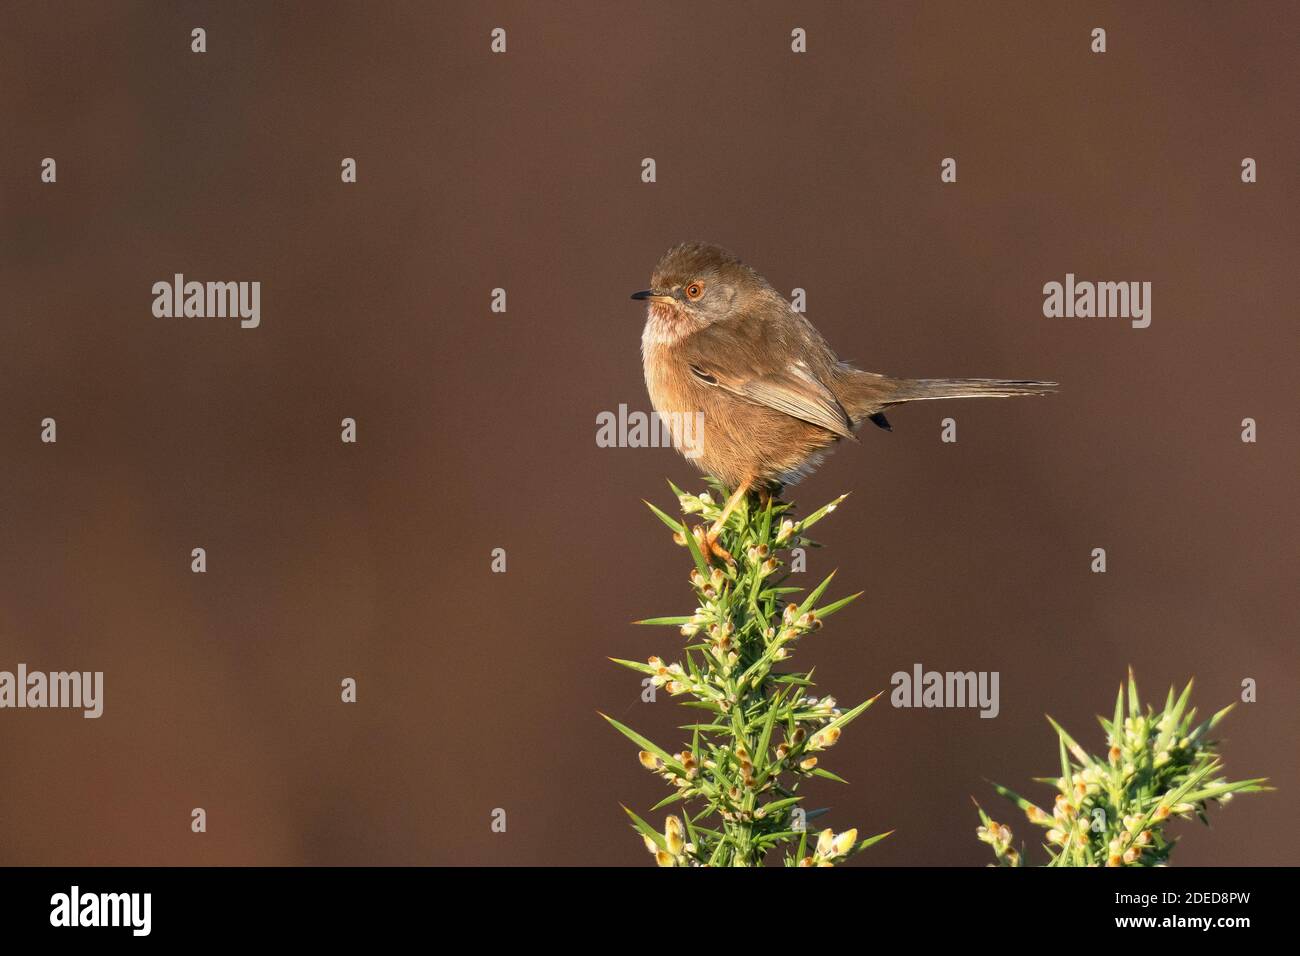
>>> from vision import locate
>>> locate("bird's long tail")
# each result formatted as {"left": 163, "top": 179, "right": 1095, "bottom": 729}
{"left": 886, "top": 377, "right": 1058, "bottom": 402}
{"left": 840, "top": 371, "right": 1057, "bottom": 428}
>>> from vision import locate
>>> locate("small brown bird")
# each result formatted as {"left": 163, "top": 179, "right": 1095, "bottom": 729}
{"left": 633, "top": 241, "right": 1055, "bottom": 559}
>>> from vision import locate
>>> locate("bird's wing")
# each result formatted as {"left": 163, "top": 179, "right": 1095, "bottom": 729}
{"left": 681, "top": 321, "right": 855, "bottom": 440}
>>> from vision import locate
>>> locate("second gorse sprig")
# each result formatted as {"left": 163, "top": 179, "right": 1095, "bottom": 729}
{"left": 976, "top": 669, "right": 1269, "bottom": 867}
{"left": 603, "top": 481, "right": 891, "bottom": 867}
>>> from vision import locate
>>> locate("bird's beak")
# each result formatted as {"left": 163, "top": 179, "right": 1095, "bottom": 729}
{"left": 631, "top": 289, "right": 675, "bottom": 303}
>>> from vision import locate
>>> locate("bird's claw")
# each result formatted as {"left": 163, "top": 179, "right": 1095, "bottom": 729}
{"left": 692, "top": 524, "right": 734, "bottom": 565}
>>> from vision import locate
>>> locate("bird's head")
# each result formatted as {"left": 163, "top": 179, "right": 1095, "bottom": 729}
{"left": 631, "top": 241, "right": 768, "bottom": 327}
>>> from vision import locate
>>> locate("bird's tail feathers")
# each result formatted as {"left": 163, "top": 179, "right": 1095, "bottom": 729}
{"left": 887, "top": 377, "right": 1058, "bottom": 402}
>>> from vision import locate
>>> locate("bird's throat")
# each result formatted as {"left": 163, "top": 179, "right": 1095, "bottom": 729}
{"left": 641, "top": 302, "right": 696, "bottom": 348}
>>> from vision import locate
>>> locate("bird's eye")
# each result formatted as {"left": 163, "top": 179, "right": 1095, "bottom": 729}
{"left": 685, "top": 283, "right": 704, "bottom": 300}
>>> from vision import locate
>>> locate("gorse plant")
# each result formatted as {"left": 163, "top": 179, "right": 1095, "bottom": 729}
{"left": 603, "top": 482, "right": 891, "bottom": 867}
{"left": 976, "top": 670, "right": 1269, "bottom": 867}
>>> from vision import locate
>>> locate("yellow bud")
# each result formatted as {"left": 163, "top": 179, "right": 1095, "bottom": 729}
{"left": 808, "top": 727, "right": 841, "bottom": 750}
{"left": 831, "top": 829, "right": 858, "bottom": 857}
{"left": 815, "top": 828, "right": 835, "bottom": 857}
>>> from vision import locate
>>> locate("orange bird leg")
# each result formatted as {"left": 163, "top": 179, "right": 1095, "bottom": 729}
{"left": 696, "top": 478, "right": 753, "bottom": 564}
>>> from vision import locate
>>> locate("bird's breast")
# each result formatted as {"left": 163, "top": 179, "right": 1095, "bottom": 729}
{"left": 642, "top": 339, "right": 698, "bottom": 419}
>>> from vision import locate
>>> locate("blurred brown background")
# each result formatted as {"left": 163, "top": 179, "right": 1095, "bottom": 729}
{"left": 0, "top": 1, "right": 1295, "bottom": 866}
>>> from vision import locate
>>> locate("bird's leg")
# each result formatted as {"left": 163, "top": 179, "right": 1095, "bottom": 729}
{"left": 696, "top": 478, "right": 753, "bottom": 564}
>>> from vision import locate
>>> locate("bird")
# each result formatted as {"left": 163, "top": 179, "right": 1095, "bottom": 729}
{"left": 632, "top": 241, "right": 1056, "bottom": 561}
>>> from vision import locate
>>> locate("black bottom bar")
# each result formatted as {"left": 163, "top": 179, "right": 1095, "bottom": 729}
{"left": 3, "top": 865, "right": 1290, "bottom": 941}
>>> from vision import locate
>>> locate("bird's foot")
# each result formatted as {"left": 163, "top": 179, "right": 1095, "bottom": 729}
{"left": 692, "top": 524, "right": 734, "bottom": 565}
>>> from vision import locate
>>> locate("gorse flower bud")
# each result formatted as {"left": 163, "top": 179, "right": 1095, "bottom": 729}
{"left": 809, "top": 827, "right": 857, "bottom": 865}
{"left": 976, "top": 821, "right": 1013, "bottom": 856}
{"left": 815, "top": 829, "right": 835, "bottom": 857}
{"left": 832, "top": 829, "right": 857, "bottom": 856}
{"left": 664, "top": 816, "right": 685, "bottom": 855}
{"left": 808, "top": 726, "right": 841, "bottom": 750}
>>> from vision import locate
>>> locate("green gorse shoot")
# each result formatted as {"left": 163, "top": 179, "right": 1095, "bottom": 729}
{"left": 604, "top": 482, "right": 890, "bottom": 867}
{"left": 976, "top": 669, "right": 1269, "bottom": 866}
